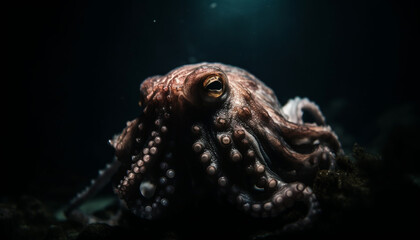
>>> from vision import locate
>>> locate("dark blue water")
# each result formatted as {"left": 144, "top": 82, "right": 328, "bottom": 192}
{"left": 5, "top": 0, "right": 419, "bottom": 235}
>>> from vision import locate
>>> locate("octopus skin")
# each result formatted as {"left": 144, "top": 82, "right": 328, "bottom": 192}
{"left": 65, "top": 63, "right": 342, "bottom": 231}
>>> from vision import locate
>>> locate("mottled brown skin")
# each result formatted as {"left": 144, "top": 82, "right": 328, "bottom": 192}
{"left": 66, "top": 63, "right": 341, "bottom": 231}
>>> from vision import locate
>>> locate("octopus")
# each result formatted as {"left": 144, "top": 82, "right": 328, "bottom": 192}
{"left": 65, "top": 63, "right": 341, "bottom": 231}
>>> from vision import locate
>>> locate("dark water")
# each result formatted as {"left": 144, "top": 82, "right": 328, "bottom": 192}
{"left": 4, "top": 0, "right": 420, "bottom": 238}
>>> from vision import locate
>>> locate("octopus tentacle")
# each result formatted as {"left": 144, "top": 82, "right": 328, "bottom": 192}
{"left": 131, "top": 149, "right": 178, "bottom": 219}
{"left": 281, "top": 184, "right": 320, "bottom": 231}
{"left": 236, "top": 182, "right": 319, "bottom": 230}
{"left": 231, "top": 127, "right": 320, "bottom": 227}
{"left": 278, "top": 122, "right": 341, "bottom": 154}
{"left": 232, "top": 94, "right": 340, "bottom": 180}
{"left": 64, "top": 116, "right": 148, "bottom": 225}
{"left": 116, "top": 118, "right": 163, "bottom": 197}
{"left": 282, "top": 97, "right": 326, "bottom": 126}
{"left": 235, "top": 128, "right": 283, "bottom": 192}
{"left": 192, "top": 121, "right": 279, "bottom": 194}
{"left": 115, "top": 111, "right": 174, "bottom": 219}
{"left": 191, "top": 120, "right": 318, "bottom": 229}
{"left": 242, "top": 108, "right": 339, "bottom": 178}
{"left": 245, "top": 96, "right": 341, "bottom": 155}
{"left": 64, "top": 159, "right": 121, "bottom": 225}
{"left": 191, "top": 123, "right": 231, "bottom": 190}
{"left": 111, "top": 118, "right": 144, "bottom": 160}
{"left": 265, "top": 133, "right": 336, "bottom": 169}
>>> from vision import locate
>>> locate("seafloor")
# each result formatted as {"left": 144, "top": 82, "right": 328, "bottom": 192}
{"left": 1, "top": 141, "right": 419, "bottom": 239}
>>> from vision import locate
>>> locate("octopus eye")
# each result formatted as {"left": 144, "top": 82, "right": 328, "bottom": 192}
{"left": 203, "top": 75, "right": 225, "bottom": 98}
{"left": 183, "top": 66, "right": 229, "bottom": 106}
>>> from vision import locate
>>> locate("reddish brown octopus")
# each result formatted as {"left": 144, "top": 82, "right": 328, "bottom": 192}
{"left": 66, "top": 63, "right": 342, "bottom": 231}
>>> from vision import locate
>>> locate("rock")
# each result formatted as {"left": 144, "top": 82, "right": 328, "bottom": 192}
{"left": 76, "top": 223, "right": 115, "bottom": 240}
{"left": 45, "top": 225, "right": 66, "bottom": 240}
{"left": 18, "top": 195, "right": 53, "bottom": 225}
{"left": 0, "top": 203, "right": 22, "bottom": 239}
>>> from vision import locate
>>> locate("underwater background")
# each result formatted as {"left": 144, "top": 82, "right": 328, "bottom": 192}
{"left": 4, "top": 0, "right": 420, "bottom": 239}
